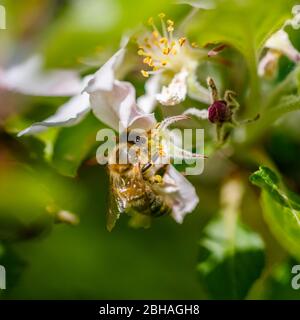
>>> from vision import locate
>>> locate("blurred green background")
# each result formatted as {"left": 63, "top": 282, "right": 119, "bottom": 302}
{"left": 1, "top": 0, "right": 300, "bottom": 299}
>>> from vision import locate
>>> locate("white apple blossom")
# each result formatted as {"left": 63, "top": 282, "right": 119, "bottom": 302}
{"left": 0, "top": 55, "right": 82, "bottom": 96}
{"left": 13, "top": 47, "right": 200, "bottom": 224}
{"left": 258, "top": 6, "right": 300, "bottom": 78}
{"left": 18, "top": 76, "right": 91, "bottom": 136}
{"left": 137, "top": 13, "right": 210, "bottom": 110}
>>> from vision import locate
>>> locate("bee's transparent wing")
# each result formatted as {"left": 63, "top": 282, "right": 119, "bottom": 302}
{"left": 106, "top": 172, "right": 127, "bottom": 232}
{"left": 107, "top": 185, "right": 124, "bottom": 232}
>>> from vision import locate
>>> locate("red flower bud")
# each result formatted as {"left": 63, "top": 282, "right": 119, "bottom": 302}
{"left": 208, "top": 100, "right": 232, "bottom": 124}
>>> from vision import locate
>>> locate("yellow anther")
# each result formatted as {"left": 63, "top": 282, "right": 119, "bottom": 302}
{"left": 153, "top": 66, "right": 160, "bottom": 71}
{"left": 159, "top": 37, "right": 168, "bottom": 45}
{"left": 152, "top": 30, "right": 159, "bottom": 38}
{"left": 141, "top": 70, "right": 149, "bottom": 78}
{"left": 143, "top": 57, "right": 153, "bottom": 66}
{"left": 138, "top": 49, "right": 145, "bottom": 56}
{"left": 191, "top": 42, "right": 198, "bottom": 48}
{"left": 148, "top": 17, "right": 154, "bottom": 25}
{"left": 162, "top": 47, "right": 171, "bottom": 55}
{"left": 167, "top": 26, "right": 174, "bottom": 32}
{"left": 167, "top": 19, "right": 174, "bottom": 26}
{"left": 178, "top": 37, "right": 186, "bottom": 46}
{"left": 161, "top": 60, "right": 168, "bottom": 66}
{"left": 171, "top": 49, "right": 177, "bottom": 55}
{"left": 158, "top": 13, "right": 166, "bottom": 19}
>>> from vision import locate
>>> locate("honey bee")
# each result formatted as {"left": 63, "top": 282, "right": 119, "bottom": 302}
{"left": 106, "top": 114, "right": 199, "bottom": 231}
{"left": 107, "top": 161, "right": 171, "bottom": 231}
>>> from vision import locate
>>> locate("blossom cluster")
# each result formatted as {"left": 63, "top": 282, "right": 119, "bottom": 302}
{"left": 1, "top": 5, "right": 299, "bottom": 226}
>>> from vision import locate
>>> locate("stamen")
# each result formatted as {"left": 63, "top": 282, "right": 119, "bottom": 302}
{"left": 147, "top": 17, "right": 154, "bottom": 25}
{"left": 167, "top": 19, "right": 174, "bottom": 41}
{"left": 178, "top": 37, "right": 186, "bottom": 46}
{"left": 162, "top": 47, "right": 171, "bottom": 55}
{"left": 148, "top": 17, "right": 161, "bottom": 38}
{"left": 158, "top": 115, "right": 191, "bottom": 130}
{"left": 159, "top": 37, "right": 168, "bottom": 45}
{"left": 158, "top": 13, "right": 168, "bottom": 38}
{"left": 191, "top": 42, "right": 198, "bottom": 48}
{"left": 138, "top": 49, "right": 148, "bottom": 56}
{"left": 141, "top": 70, "right": 149, "bottom": 78}
{"left": 138, "top": 15, "right": 193, "bottom": 75}
{"left": 152, "top": 31, "right": 159, "bottom": 40}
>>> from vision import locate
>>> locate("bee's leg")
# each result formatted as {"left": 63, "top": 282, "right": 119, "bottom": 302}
{"left": 147, "top": 164, "right": 170, "bottom": 185}
{"left": 154, "top": 164, "right": 169, "bottom": 177}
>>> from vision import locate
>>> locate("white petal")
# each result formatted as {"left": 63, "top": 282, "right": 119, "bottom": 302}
{"left": 183, "top": 107, "right": 208, "bottom": 119}
{"left": 0, "top": 55, "right": 82, "bottom": 96}
{"left": 265, "top": 30, "right": 300, "bottom": 63}
{"left": 84, "top": 48, "right": 125, "bottom": 93}
{"left": 137, "top": 74, "right": 161, "bottom": 113}
{"left": 90, "top": 80, "right": 155, "bottom": 131}
{"left": 258, "top": 50, "right": 280, "bottom": 78}
{"left": 284, "top": 5, "right": 300, "bottom": 29}
{"left": 18, "top": 77, "right": 92, "bottom": 136}
{"left": 187, "top": 72, "right": 210, "bottom": 104}
{"left": 163, "top": 165, "right": 199, "bottom": 223}
{"left": 156, "top": 69, "right": 188, "bottom": 106}
{"left": 85, "top": 47, "right": 156, "bottom": 132}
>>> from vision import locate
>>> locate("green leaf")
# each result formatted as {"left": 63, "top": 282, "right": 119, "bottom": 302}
{"left": 187, "top": 0, "right": 297, "bottom": 111}
{"left": 197, "top": 216, "right": 265, "bottom": 299}
{"left": 264, "top": 259, "right": 300, "bottom": 300}
{"left": 52, "top": 113, "right": 101, "bottom": 177}
{"left": 41, "top": 0, "right": 186, "bottom": 68}
{"left": 246, "top": 93, "right": 300, "bottom": 144}
{"left": 0, "top": 167, "right": 54, "bottom": 241}
{"left": 250, "top": 166, "right": 300, "bottom": 259}
{"left": 188, "top": 0, "right": 295, "bottom": 57}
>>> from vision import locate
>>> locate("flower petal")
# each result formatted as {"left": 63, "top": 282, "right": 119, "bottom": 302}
{"left": 258, "top": 50, "right": 280, "bottom": 78}
{"left": 156, "top": 69, "right": 188, "bottom": 106}
{"left": 284, "top": 5, "right": 300, "bottom": 29}
{"left": 90, "top": 79, "right": 155, "bottom": 131}
{"left": 183, "top": 107, "right": 208, "bottom": 119}
{"left": 163, "top": 165, "right": 199, "bottom": 223}
{"left": 18, "top": 77, "right": 92, "bottom": 136}
{"left": 0, "top": 55, "right": 82, "bottom": 96}
{"left": 84, "top": 48, "right": 125, "bottom": 93}
{"left": 137, "top": 74, "right": 161, "bottom": 113}
{"left": 187, "top": 72, "right": 210, "bottom": 104}
{"left": 265, "top": 30, "right": 300, "bottom": 63}
{"left": 85, "top": 48, "right": 156, "bottom": 132}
